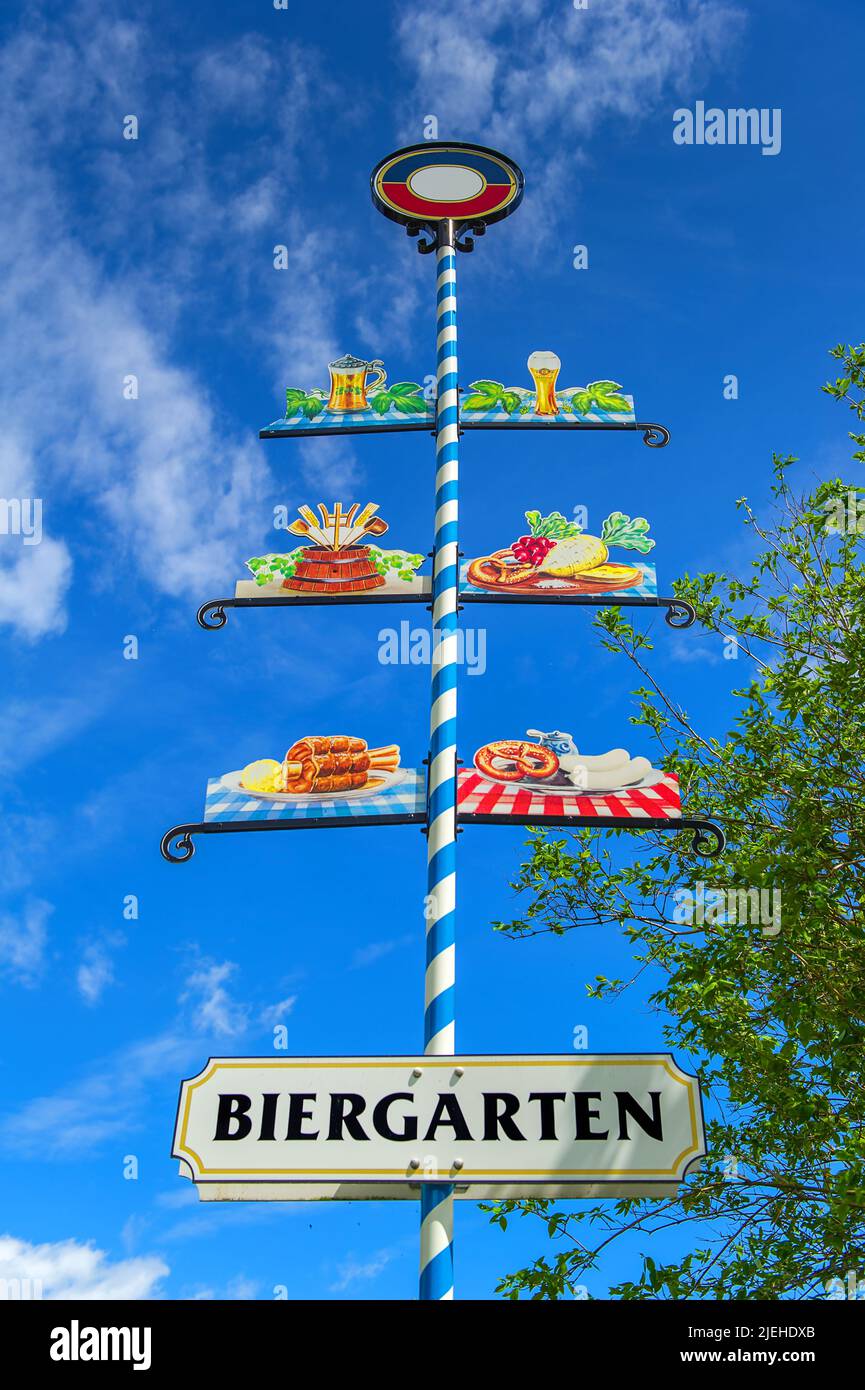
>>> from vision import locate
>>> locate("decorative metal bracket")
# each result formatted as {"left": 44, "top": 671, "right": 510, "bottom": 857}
{"left": 406, "top": 222, "right": 437, "bottom": 255}
{"left": 161, "top": 812, "right": 427, "bottom": 863}
{"left": 459, "top": 813, "right": 726, "bottom": 859}
{"left": 406, "top": 218, "right": 488, "bottom": 255}
{"left": 639, "top": 423, "right": 671, "bottom": 448}
{"left": 196, "top": 591, "right": 430, "bottom": 629}
{"left": 260, "top": 415, "right": 671, "bottom": 447}
{"left": 163, "top": 809, "right": 724, "bottom": 863}
{"left": 453, "top": 222, "right": 486, "bottom": 253}
{"left": 197, "top": 592, "right": 694, "bottom": 629}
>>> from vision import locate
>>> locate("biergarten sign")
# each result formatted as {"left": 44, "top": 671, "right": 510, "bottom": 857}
{"left": 173, "top": 1055, "right": 705, "bottom": 1194}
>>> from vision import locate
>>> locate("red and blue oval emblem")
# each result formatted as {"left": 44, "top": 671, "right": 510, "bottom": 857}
{"left": 372, "top": 143, "right": 523, "bottom": 225}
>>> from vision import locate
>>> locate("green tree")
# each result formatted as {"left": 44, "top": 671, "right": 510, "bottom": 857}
{"left": 485, "top": 346, "right": 865, "bottom": 1300}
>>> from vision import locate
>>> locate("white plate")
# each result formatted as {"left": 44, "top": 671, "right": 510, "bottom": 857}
{"left": 221, "top": 767, "right": 407, "bottom": 803}
{"left": 477, "top": 767, "right": 667, "bottom": 797}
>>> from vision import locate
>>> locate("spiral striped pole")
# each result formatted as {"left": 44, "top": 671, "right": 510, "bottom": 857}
{"left": 419, "top": 219, "right": 459, "bottom": 1301}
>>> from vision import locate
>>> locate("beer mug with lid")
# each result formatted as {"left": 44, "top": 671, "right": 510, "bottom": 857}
{"left": 327, "top": 354, "right": 387, "bottom": 413}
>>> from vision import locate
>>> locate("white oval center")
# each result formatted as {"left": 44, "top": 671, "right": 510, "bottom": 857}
{"left": 407, "top": 164, "right": 485, "bottom": 203}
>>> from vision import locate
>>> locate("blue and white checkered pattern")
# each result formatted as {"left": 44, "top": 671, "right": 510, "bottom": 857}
{"left": 460, "top": 395, "right": 635, "bottom": 426}
{"left": 261, "top": 408, "right": 432, "bottom": 435}
{"left": 203, "top": 772, "right": 426, "bottom": 823}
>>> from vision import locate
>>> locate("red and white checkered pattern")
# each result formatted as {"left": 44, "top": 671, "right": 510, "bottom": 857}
{"left": 456, "top": 769, "right": 681, "bottom": 821}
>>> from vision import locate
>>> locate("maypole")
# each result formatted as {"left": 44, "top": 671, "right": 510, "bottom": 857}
{"left": 420, "top": 220, "right": 460, "bottom": 1300}
{"left": 164, "top": 138, "right": 722, "bottom": 1307}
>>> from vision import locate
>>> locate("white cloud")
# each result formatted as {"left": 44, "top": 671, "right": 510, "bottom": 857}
{"left": 0, "top": 7, "right": 358, "bottom": 641}
{"left": 0, "top": 949, "right": 300, "bottom": 1158}
{"left": 259, "top": 995, "right": 297, "bottom": 1028}
{"left": 0, "top": 689, "right": 112, "bottom": 777}
{"left": 350, "top": 935, "right": 413, "bottom": 970}
{"left": 397, "top": 0, "right": 745, "bottom": 253}
{"left": 330, "top": 1245, "right": 401, "bottom": 1292}
{"left": 0, "top": 898, "right": 52, "bottom": 985}
{"left": 0, "top": 1030, "right": 193, "bottom": 1157}
{"left": 188, "top": 1274, "right": 261, "bottom": 1300}
{"left": 76, "top": 943, "right": 115, "bottom": 1005}
{"left": 0, "top": 1234, "right": 168, "bottom": 1300}
{"left": 181, "top": 958, "right": 249, "bottom": 1039}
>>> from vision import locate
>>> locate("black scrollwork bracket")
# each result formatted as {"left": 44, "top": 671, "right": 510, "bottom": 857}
{"left": 460, "top": 812, "right": 726, "bottom": 859}
{"left": 664, "top": 598, "right": 696, "bottom": 629}
{"left": 638, "top": 423, "right": 671, "bottom": 448}
{"left": 161, "top": 825, "right": 199, "bottom": 863}
{"left": 196, "top": 593, "right": 429, "bottom": 629}
{"left": 678, "top": 817, "right": 727, "bottom": 858}
{"left": 453, "top": 222, "right": 486, "bottom": 253}
{"left": 406, "top": 222, "right": 437, "bottom": 255}
{"left": 161, "top": 813, "right": 428, "bottom": 863}
{"left": 197, "top": 601, "right": 228, "bottom": 631}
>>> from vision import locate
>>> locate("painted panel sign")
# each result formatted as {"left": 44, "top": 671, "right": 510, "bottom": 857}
{"left": 173, "top": 1054, "right": 705, "bottom": 1188}
{"left": 461, "top": 506, "right": 657, "bottom": 600}
{"left": 260, "top": 351, "right": 638, "bottom": 436}
{"left": 458, "top": 730, "right": 681, "bottom": 823}
{"left": 460, "top": 352, "right": 636, "bottom": 426}
{"left": 236, "top": 501, "right": 428, "bottom": 600}
{"left": 261, "top": 355, "right": 433, "bottom": 436}
{"left": 205, "top": 735, "right": 425, "bottom": 824}
{"left": 371, "top": 142, "right": 524, "bottom": 228}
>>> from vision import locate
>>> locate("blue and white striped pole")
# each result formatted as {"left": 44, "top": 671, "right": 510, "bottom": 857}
{"left": 420, "top": 220, "right": 459, "bottom": 1301}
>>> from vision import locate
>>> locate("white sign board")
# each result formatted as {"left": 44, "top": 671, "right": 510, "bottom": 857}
{"left": 173, "top": 1055, "right": 704, "bottom": 1198}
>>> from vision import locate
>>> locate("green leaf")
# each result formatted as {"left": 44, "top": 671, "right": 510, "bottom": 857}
{"left": 591, "top": 392, "right": 632, "bottom": 414}
{"left": 468, "top": 379, "right": 504, "bottom": 397}
{"left": 371, "top": 394, "right": 391, "bottom": 414}
{"left": 392, "top": 396, "right": 426, "bottom": 415}
{"left": 600, "top": 511, "right": 655, "bottom": 552}
{"left": 463, "top": 393, "right": 497, "bottom": 411}
{"left": 502, "top": 390, "right": 522, "bottom": 414}
{"left": 586, "top": 380, "right": 624, "bottom": 394}
{"left": 388, "top": 381, "right": 423, "bottom": 397}
{"left": 303, "top": 398, "right": 324, "bottom": 418}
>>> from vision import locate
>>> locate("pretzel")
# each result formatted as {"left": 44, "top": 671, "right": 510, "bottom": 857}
{"left": 466, "top": 550, "right": 537, "bottom": 588}
{"left": 474, "top": 740, "right": 559, "bottom": 783}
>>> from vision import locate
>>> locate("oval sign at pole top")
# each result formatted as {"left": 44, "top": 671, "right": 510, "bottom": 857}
{"left": 371, "top": 142, "right": 524, "bottom": 228}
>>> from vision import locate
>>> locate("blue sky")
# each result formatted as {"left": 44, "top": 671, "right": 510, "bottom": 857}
{"left": 1, "top": 0, "right": 863, "bottom": 1300}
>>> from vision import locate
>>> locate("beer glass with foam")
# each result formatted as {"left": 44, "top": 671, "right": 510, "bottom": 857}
{"left": 528, "top": 350, "right": 561, "bottom": 416}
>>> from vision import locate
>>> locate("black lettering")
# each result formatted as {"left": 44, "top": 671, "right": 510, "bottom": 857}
{"left": 259, "top": 1092, "right": 279, "bottom": 1141}
{"left": 527, "top": 1092, "right": 567, "bottom": 1140}
{"left": 373, "top": 1092, "right": 418, "bottom": 1141}
{"left": 615, "top": 1090, "right": 663, "bottom": 1141}
{"left": 327, "top": 1093, "right": 369, "bottom": 1140}
{"left": 573, "top": 1091, "right": 608, "bottom": 1140}
{"left": 424, "top": 1092, "right": 472, "bottom": 1142}
{"left": 214, "top": 1093, "right": 252, "bottom": 1141}
{"left": 286, "top": 1093, "right": 319, "bottom": 1140}
{"left": 483, "top": 1093, "right": 525, "bottom": 1141}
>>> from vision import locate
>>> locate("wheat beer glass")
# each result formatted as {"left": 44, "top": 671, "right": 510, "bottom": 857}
{"left": 528, "top": 350, "right": 561, "bottom": 416}
{"left": 327, "top": 354, "right": 387, "bottom": 412}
